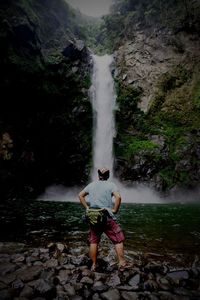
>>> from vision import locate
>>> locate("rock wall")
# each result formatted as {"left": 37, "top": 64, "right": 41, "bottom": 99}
{"left": 114, "top": 28, "right": 200, "bottom": 192}
{"left": 115, "top": 29, "right": 200, "bottom": 112}
{"left": 0, "top": 0, "right": 93, "bottom": 200}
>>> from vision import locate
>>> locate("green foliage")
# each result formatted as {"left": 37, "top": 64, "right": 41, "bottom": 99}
{"left": 82, "top": 73, "right": 91, "bottom": 89}
{"left": 124, "top": 137, "right": 159, "bottom": 159}
{"left": 192, "top": 75, "right": 200, "bottom": 110}
{"left": 98, "top": 0, "right": 200, "bottom": 51}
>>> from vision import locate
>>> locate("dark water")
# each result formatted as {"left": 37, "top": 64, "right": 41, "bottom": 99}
{"left": 0, "top": 201, "right": 200, "bottom": 257}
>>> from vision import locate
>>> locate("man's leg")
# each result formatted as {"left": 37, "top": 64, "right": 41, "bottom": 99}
{"left": 89, "top": 243, "right": 98, "bottom": 271}
{"left": 114, "top": 242, "right": 126, "bottom": 266}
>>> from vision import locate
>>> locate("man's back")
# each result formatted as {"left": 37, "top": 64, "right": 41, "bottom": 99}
{"left": 83, "top": 180, "right": 118, "bottom": 209}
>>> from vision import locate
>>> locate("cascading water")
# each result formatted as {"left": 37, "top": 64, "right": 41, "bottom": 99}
{"left": 89, "top": 54, "right": 162, "bottom": 203}
{"left": 90, "top": 54, "right": 116, "bottom": 180}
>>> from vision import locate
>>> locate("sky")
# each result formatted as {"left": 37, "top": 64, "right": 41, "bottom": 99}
{"left": 66, "top": 0, "right": 113, "bottom": 17}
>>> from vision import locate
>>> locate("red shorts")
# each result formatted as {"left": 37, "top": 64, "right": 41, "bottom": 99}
{"left": 88, "top": 217, "right": 125, "bottom": 245}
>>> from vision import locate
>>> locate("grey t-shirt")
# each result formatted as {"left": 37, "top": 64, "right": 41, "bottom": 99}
{"left": 83, "top": 180, "right": 119, "bottom": 213}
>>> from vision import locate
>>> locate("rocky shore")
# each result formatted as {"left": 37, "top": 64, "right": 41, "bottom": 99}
{"left": 0, "top": 241, "right": 200, "bottom": 300}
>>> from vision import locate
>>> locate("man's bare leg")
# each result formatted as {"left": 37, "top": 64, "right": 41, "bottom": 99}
{"left": 89, "top": 243, "right": 98, "bottom": 271}
{"left": 114, "top": 242, "right": 126, "bottom": 266}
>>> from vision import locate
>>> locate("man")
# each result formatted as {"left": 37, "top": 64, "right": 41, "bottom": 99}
{"left": 79, "top": 168, "right": 129, "bottom": 272}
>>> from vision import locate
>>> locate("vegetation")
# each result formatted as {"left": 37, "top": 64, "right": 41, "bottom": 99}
{"left": 115, "top": 60, "right": 200, "bottom": 190}
{"left": 0, "top": 0, "right": 93, "bottom": 200}
{"left": 94, "top": 0, "right": 200, "bottom": 52}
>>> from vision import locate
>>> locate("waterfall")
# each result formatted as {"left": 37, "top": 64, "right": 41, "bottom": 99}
{"left": 89, "top": 54, "right": 162, "bottom": 203}
{"left": 91, "top": 54, "right": 116, "bottom": 180}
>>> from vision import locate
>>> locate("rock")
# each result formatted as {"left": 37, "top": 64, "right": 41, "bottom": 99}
{"left": 0, "top": 273, "right": 16, "bottom": 285}
{"left": 20, "top": 285, "right": 34, "bottom": 298}
{"left": 117, "top": 285, "right": 137, "bottom": 291}
{"left": 106, "top": 273, "right": 121, "bottom": 287}
{"left": 0, "top": 243, "right": 26, "bottom": 254}
{"left": 101, "top": 288, "right": 121, "bottom": 300}
{"left": 143, "top": 279, "right": 158, "bottom": 291}
{"left": 15, "top": 266, "right": 43, "bottom": 282}
{"left": 0, "top": 282, "right": 7, "bottom": 290}
{"left": 92, "top": 281, "right": 109, "bottom": 292}
{"left": 0, "top": 263, "right": 17, "bottom": 276}
{"left": 123, "top": 74, "right": 127, "bottom": 81}
{"left": 12, "top": 279, "right": 24, "bottom": 291}
{"left": 121, "top": 291, "right": 139, "bottom": 300}
{"left": 11, "top": 254, "right": 25, "bottom": 263}
{"left": 80, "top": 276, "right": 93, "bottom": 285}
{"left": 56, "top": 269, "right": 71, "bottom": 285}
{"left": 128, "top": 274, "right": 140, "bottom": 288}
{"left": 166, "top": 270, "right": 189, "bottom": 283}
{"left": 28, "top": 278, "right": 56, "bottom": 298}
{"left": 44, "top": 258, "right": 58, "bottom": 268}
{"left": 62, "top": 40, "right": 86, "bottom": 61}
{"left": 157, "top": 277, "right": 171, "bottom": 291}
{"left": 63, "top": 283, "right": 76, "bottom": 296}
{"left": 0, "top": 254, "right": 10, "bottom": 263}
{"left": 92, "top": 293, "right": 101, "bottom": 300}
{"left": 0, "top": 289, "right": 13, "bottom": 300}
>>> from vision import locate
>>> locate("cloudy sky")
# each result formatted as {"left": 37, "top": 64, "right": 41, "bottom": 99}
{"left": 66, "top": 0, "right": 113, "bottom": 17}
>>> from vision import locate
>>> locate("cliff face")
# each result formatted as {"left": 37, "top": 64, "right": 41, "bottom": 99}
{"left": 0, "top": 0, "right": 92, "bottom": 200}
{"left": 115, "top": 29, "right": 200, "bottom": 111}
{"left": 114, "top": 29, "right": 200, "bottom": 192}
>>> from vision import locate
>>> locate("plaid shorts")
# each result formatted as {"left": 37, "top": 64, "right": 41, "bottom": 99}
{"left": 88, "top": 217, "right": 125, "bottom": 244}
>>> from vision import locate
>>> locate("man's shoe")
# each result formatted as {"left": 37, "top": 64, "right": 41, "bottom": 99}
{"left": 118, "top": 262, "right": 133, "bottom": 272}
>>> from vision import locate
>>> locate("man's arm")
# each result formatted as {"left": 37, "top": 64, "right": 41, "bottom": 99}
{"left": 79, "top": 190, "right": 89, "bottom": 210}
{"left": 112, "top": 191, "right": 121, "bottom": 214}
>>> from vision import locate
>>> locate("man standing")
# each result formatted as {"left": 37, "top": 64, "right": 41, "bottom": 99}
{"left": 79, "top": 168, "right": 129, "bottom": 272}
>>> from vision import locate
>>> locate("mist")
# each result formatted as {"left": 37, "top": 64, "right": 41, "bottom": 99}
{"left": 66, "top": 0, "right": 113, "bottom": 17}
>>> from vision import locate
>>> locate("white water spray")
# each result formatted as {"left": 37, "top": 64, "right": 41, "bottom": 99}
{"left": 91, "top": 54, "right": 116, "bottom": 180}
